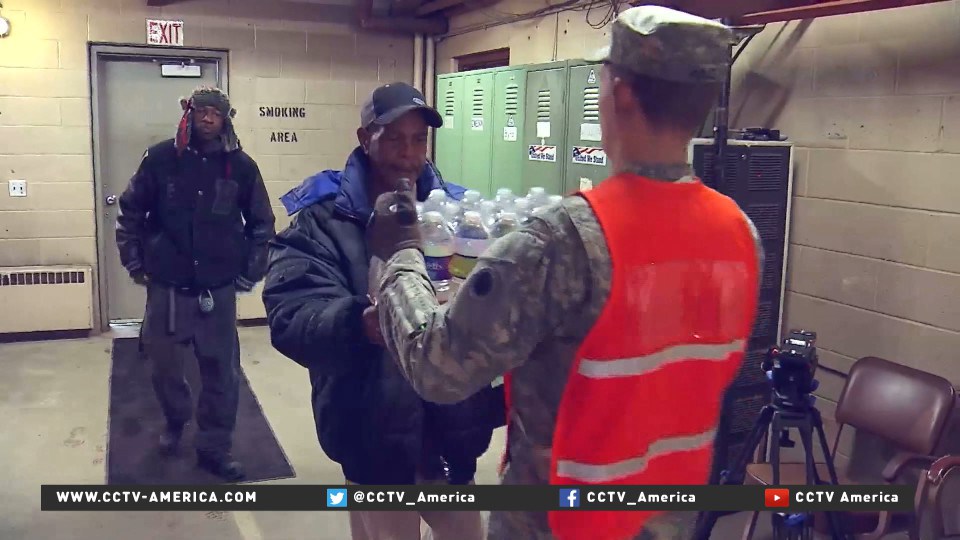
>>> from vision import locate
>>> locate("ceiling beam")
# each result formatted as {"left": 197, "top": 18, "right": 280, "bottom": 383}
{"left": 355, "top": 0, "right": 449, "bottom": 34}
{"left": 642, "top": 0, "right": 824, "bottom": 20}
{"left": 733, "top": 0, "right": 952, "bottom": 23}
{"left": 390, "top": 0, "right": 424, "bottom": 15}
{"left": 417, "top": 0, "right": 466, "bottom": 15}
{"left": 146, "top": 0, "right": 195, "bottom": 6}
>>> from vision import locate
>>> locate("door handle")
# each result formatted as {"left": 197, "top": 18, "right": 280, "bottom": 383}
{"left": 105, "top": 195, "right": 118, "bottom": 205}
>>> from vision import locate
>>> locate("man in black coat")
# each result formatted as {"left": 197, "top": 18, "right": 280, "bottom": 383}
{"left": 263, "top": 82, "right": 501, "bottom": 539}
{"left": 115, "top": 86, "right": 276, "bottom": 482}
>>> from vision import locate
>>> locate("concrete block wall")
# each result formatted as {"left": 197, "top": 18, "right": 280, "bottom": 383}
{"left": 0, "top": 0, "right": 413, "bottom": 321}
{"left": 439, "top": 1, "right": 960, "bottom": 527}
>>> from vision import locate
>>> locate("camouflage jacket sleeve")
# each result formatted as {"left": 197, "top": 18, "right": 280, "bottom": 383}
{"left": 376, "top": 217, "right": 569, "bottom": 405}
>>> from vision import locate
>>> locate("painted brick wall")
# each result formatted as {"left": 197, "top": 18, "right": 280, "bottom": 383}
{"left": 0, "top": 0, "right": 412, "bottom": 322}
{"left": 0, "top": 0, "right": 412, "bottom": 268}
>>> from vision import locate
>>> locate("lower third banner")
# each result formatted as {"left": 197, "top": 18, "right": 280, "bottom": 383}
{"left": 41, "top": 484, "right": 913, "bottom": 512}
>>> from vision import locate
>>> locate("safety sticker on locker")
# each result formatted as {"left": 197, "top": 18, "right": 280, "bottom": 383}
{"left": 572, "top": 146, "right": 607, "bottom": 166}
{"left": 528, "top": 145, "right": 557, "bottom": 162}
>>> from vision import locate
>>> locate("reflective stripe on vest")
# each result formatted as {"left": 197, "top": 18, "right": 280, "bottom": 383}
{"left": 556, "top": 427, "right": 717, "bottom": 483}
{"left": 578, "top": 339, "right": 746, "bottom": 379}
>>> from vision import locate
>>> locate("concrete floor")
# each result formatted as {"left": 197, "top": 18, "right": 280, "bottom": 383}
{"left": 1, "top": 326, "right": 775, "bottom": 540}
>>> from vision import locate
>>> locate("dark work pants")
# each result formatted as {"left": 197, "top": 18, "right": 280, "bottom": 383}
{"left": 140, "top": 282, "right": 239, "bottom": 455}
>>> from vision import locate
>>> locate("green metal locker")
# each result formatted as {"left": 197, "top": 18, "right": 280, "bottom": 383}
{"left": 434, "top": 73, "right": 465, "bottom": 185}
{"left": 491, "top": 67, "right": 527, "bottom": 197}
{"left": 565, "top": 61, "right": 609, "bottom": 192}
{"left": 460, "top": 70, "right": 496, "bottom": 196}
{"left": 521, "top": 62, "right": 568, "bottom": 196}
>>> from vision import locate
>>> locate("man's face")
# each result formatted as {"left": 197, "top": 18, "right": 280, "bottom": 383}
{"left": 192, "top": 105, "right": 225, "bottom": 141}
{"left": 360, "top": 110, "right": 429, "bottom": 191}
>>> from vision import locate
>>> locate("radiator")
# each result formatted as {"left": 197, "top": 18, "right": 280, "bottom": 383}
{"left": 0, "top": 266, "right": 94, "bottom": 334}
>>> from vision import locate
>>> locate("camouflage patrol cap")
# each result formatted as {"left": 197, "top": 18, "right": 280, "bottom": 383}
{"left": 589, "top": 5, "right": 734, "bottom": 83}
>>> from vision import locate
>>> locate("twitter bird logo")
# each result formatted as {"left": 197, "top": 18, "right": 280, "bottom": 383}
{"left": 327, "top": 488, "right": 348, "bottom": 508}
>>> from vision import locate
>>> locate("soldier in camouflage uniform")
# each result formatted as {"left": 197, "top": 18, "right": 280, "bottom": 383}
{"left": 365, "top": 6, "right": 762, "bottom": 540}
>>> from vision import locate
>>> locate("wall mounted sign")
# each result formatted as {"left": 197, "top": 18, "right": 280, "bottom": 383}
{"left": 259, "top": 106, "right": 308, "bottom": 118}
{"left": 528, "top": 145, "right": 557, "bottom": 162}
{"left": 572, "top": 146, "right": 607, "bottom": 166}
{"left": 270, "top": 132, "right": 299, "bottom": 143}
{"left": 147, "top": 19, "right": 184, "bottom": 47}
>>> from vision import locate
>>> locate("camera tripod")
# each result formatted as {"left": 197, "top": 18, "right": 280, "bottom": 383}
{"left": 693, "top": 394, "right": 853, "bottom": 540}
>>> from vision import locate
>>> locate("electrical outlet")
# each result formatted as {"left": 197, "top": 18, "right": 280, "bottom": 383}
{"left": 9, "top": 180, "right": 26, "bottom": 197}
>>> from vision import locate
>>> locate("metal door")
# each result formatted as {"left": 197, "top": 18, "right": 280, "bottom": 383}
{"left": 565, "top": 63, "right": 609, "bottom": 192}
{"left": 521, "top": 63, "right": 567, "bottom": 196}
{"left": 491, "top": 67, "right": 526, "bottom": 198}
{"left": 460, "top": 70, "right": 495, "bottom": 196}
{"left": 93, "top": 51, "right": 220, "bottom": 323}
{"left": 433, "top": 74, "right": 464, "bottom": 185}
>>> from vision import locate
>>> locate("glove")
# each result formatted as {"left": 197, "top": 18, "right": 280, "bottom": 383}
{"left": 366, "top": 179, "right": 422, "bottom": 261}
{"left": 130, "top": 271, "right": 149, "bottom": 286}
{"left": 235, "top": 275, "right": 256, "bottom": 292}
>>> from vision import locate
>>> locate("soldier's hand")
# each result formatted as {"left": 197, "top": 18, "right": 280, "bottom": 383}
{"left": 362, "top": 304, "right": 384, "bottom": 346}
{"left": 366, "top": 179, "right": 421, "bottom": 262}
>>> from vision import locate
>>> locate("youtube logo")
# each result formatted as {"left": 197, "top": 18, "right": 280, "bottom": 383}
{"left": 765, "top": 488, "right": 790, "bottom": 508}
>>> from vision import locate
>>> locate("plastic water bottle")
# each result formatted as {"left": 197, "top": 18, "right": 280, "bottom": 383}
{"left": 423, "top": 189, "right": 447, "bottom": 214}
{"left": 449, "top": 211, "right": 490, "bottom": 288}
{"left": 479, "top": 200, "right": 499, "bottom": 229}
{"left": 494, "top": 188, "right": 516, "bottom": 207}
{"left": 490, "top": 212, "right": 521, "bottom": 239}
{"left": 527, "top": 187, "right": 549, "bottom": 209}
{"left": 547, "top": 194, "right": 563, "bottom": 207}
{"left": 513, "top": 198, "right": 532, "bottom": 224}
{"left": 443, "top": 201, "right": 461, "bottom": 230}
{"left": 421, "top": 211, "right": 455, "bottom": 303}
{"left": 460, "top": 190, "right": 482, "bottom": 215}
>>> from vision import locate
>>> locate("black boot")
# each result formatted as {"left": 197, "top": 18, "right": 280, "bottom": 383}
{"left": 158, "top": 424, "right": 184, "bottom": 456}
{"left": 197, "top": 451, "right": 245, "bottom": 482}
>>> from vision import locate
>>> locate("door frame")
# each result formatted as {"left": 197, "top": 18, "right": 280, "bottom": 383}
{"left": 89, "top": 43, "right": 230, "bottom": 332}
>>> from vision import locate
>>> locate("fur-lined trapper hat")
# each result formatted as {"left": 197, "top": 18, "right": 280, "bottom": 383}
{"left": 175, "top": 85, "right": 240, "bottom": 154}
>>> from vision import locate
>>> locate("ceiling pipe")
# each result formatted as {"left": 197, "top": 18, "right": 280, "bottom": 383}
{"left": 356, "top": 0, "right": 449, "bottom": 35}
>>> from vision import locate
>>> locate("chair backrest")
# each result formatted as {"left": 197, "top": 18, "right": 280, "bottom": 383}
{"left": 835, "top": 356, "right": 956, "bottom": 455}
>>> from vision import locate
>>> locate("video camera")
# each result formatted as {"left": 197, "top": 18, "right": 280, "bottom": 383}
{"left": 761, "top": 329, "right": 819, "bottom": 410}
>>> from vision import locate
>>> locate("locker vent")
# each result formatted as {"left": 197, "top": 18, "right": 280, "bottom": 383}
{"left": 504, "top": 84, "right": 519, "bottom": 116}
{"left": 744, "top": 204, "right": 783, "bottom": 241}
{"left": 537, "top": 89, "right": 551, "bottom": 121}
{"left": 443, "top": 89, "right": 456, "bottom": 117}
{"left": 582, "top": 86, "right": 600, "bottom": 122}
{"left": 471, "top": 87, "right": 485, "bottom": 116}
{"left": 748, "top": 152, "right": 788, "bottom": 191}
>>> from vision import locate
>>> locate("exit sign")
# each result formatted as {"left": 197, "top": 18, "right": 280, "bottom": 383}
{"left": 147, "top": 19, "right": 184, "bottom": 46}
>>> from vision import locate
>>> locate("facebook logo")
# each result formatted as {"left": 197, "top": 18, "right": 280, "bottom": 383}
{"left": 326, "top": 488, "right": 348, "bottom": 508}
{"left": 559, "top": 488, "right": 580, "bottom": 508}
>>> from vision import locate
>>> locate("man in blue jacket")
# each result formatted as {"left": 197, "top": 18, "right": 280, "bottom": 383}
{"left": 262, "top": 82, "right": 501, "bottom": 539}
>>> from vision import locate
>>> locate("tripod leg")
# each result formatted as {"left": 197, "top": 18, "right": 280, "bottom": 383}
{"left": 692, "top": 406, "right": 776, "bottom": 540}
{"left": 811, "top": 408, "right": 842, "bottom": 485}
{"left": 768, "top": 413, "right": 785, "bottom": 539}
{"left": 803, "top": 410, "right": 850, "bottom": 540}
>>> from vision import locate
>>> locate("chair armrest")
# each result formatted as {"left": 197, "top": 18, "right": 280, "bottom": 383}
{"left": 928, "top": 455, "right": 960, "bottom": 485}
{"left": 882, "top": 451, "right": 938, "bottom": 482}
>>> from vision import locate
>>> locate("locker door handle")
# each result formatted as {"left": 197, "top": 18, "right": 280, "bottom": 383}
{"left": 105, "top": 195, "right": 118, "bottom": 205}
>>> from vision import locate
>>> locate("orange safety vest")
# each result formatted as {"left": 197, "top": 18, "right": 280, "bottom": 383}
{"left": 502, "top": 173, "right": 759, "bottom": 540}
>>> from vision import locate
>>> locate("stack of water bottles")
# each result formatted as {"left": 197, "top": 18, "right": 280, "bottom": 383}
{"left": 415, "top": 186, "right": 563, "bottom": 303}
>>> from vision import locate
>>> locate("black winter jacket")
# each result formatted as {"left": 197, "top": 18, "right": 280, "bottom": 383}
{"left": 262, "top": 148, "right": 503, "bottom": 484}
{"left": 115, "top": 139, "right": 276, "bottom": 289}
